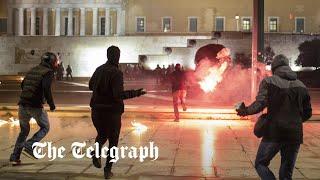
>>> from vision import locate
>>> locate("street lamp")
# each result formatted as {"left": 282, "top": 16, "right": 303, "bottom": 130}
{"left": 235, "top": 15, "right": 240, "bottom": 31}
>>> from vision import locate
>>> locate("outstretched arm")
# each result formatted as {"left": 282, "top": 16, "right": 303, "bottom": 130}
{"left": 237, "top": 79, "right": 268, "bottom": 116}
{"left": 111, "top": 71, "right": 146, "bottom": 101}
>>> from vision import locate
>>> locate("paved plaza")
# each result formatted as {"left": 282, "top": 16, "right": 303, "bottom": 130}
{"left": 0, "top": 116, "right": 320, "bottom": 180}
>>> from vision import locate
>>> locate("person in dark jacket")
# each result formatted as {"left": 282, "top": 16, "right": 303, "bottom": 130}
{"left": 237, "top": 55, "right": 312, "bottom": 180}
{"left": 170, "top": 64, "right": 187, "bottom": 122}
{"left": 89, "top": 46, "right": 146, "bottom": 179}
{"left": 9, "top": 52, "right": 59, "bottom": 165}
{"left": 66, "top": 65, "right": 73, "bottom": 80}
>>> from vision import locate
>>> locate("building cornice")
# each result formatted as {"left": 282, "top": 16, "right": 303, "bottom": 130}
{"left": 8, "top": 0, "right": 124, "bottom": 9}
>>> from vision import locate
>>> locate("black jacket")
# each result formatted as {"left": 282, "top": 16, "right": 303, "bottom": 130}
{"left": 170, "top": 70, "right": 187, "bottom": 92}
{"left": 89, "top": 62, "right": 142, "bottom": 113}
{"left": 247, "top": 65, "right": 312, "bottom": 144}
{"left": 18, "top": 62, "right": 55, "bottom": 108}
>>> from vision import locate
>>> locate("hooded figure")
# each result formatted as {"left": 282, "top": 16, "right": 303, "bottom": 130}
{"left": 237, "top": 54, "right": 312, "bottom": 180}
{"left": 10, "top": 52, "right": 58, "bottom": 165}
{"left": 89, "top": 46, "right": 146, "bottom": 179}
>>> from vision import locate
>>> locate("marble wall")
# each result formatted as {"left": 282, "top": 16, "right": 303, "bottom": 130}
{"left": 0, "top": 34, "right": 319, "bottom": 77}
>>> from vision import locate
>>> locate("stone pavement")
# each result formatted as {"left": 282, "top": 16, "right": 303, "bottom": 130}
{"left": 0, "top": 117, "right": 320, "bottom": 180}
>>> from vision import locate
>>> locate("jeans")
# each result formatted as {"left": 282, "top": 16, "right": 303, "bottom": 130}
{"left": 255, "top": 141, "right": 300, "bottom": 180}
{"left": 10, "top": 106, "right": 50, "bottom": 161}
{"left": 91, "top": 109, "right": 121, "bottom": 172}
{"left": 172, "top": 90, "right": 187, "bottom": 119}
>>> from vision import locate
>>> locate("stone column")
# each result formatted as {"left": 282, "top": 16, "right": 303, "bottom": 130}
{"left": 30, "top": 8, "right": 36, "bottom": 35}
{"left": 7, "top": 8, "right": 13, "bottom": 35}
{"left": 92, "top": 8, "right": 98, "bottom": 36}
{"left": 43, "top": 8, "right": 48, "bottom": 36}
{"left": 55, "top": 7, "right": 61, "bottom": 36}
{"left": 80, "top": 8, "right": 86, "bottom": 36}
{"left": 18, "top": 8, "right": 24, "bottom": 36}
{"left": 120, "top": 8, "right": 126, "bottom": 35}
{"left": 116, "top": 8, "right": 121, "bottom": 35}
{"left": 67, "top": 8, "right": 73, "bottom": 36}
{"left": 105, "top": 8, "right": 110, "bottom": 36}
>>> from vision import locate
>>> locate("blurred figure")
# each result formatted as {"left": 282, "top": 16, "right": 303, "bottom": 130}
{"left": 10, "top": 52, "right": 58, "bottom": 165}
{"left": 155, "top": 64, "right": 162, "bottom": 84}
{"left": 237, "top": 55, "right": 312, "bottom": 180}
{"left": 161, "top": 65, "right": 167, "bottom": 82}
{"left": 57, "top": 62, "right": 64, "bottom": 80}
{"left": 66, "top": 65, "right": 73, "bottom": 80}
{"left": 89, "top": 46, "right": 146, "bottom": 179}
{"left": 170, "top": 64, "right": 187, "bottom": 122}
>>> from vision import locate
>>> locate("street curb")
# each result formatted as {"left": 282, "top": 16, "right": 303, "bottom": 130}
{"left": 0, "top": 105, "right": 248, "bottom": 120}
{"left": 1, "top": 105, "right": 319, "bottom": 121}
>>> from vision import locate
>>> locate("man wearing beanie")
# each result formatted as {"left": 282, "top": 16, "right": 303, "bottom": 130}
{"left": 89, "top": 46, "right": 146, "bottom": 179}
{"left": 237, "top": 54, "right": 312, "bottom": 180}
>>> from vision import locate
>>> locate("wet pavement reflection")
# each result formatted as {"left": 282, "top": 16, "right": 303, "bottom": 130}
{"left": 0, "top": 117, "right": 320, "bottom": 179}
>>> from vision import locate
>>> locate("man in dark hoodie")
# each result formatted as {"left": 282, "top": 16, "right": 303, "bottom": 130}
{"left": 237, "top": 55, "right": 312, "bottom": 180}
{"left": 170, "top": 63, "right": 187, "bottom": 122}
{"left": 89, "top": 46, "right": 146, "bottom": 179}
{"left": 10, "top": 52, "right": 59, "bottom": 165}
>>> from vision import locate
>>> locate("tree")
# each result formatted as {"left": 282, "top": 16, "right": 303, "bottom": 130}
{"left": 295, "top": 39, "right": 320, "bottom": 69}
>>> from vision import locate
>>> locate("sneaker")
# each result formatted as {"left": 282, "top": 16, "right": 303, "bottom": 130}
{"left": 9, "top": 159, "right": 21, "bottom": 166}
{"left": 22, "top": 148, "right": 38, "bottom": 160}
{"left": 92, "top": 155, "right": 101, "bottom": 168}
{"left": 104, "top": 171, "right": 114, "bottom": 179}
{"left": 183, "top": 107, "right": 187, "bottom": 111}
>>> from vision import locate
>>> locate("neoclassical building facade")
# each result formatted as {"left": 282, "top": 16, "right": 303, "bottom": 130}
{"left": 4, "top": 0, "right": 127, "bottom": 36}
{"left": 1, "top": 0, "right": 320, "bottom": 36}
{"left": 0, "top": 0, "right": 320, "bottom": 76}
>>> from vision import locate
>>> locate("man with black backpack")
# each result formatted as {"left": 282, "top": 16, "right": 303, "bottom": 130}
{"left": 237, "top": 55, "right": 312, "bottom": 180}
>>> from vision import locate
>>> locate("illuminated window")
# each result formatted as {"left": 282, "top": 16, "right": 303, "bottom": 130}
{"left": 269, "top": 17, "right": 278, "bottom": 32}
{"left": 0, "top": 18, "right": 7, "bottom": 33}
{"left": 162, "top": 17, "right": 172, "bottom": 32}
{"left": 136, "top": 17, "right": 146, "bottom": 32}
{"left": 35, "top": 17, "right": 40, "bottom": 35}
{"left": 215, "top": 17, "right": 225, "bottom": 31}
{"left": 242, "top": 17, "right": 251, "bottom": 31}
{"left": 188, "top": 17, "right": 197, "bottom": 32}
{"left": 295, "top": 17, "right": 305, "bottom": 33}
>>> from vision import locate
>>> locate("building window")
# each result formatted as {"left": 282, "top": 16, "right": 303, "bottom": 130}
{"left": 269, "top": 17, "right": 279, "bottom": 32}
{"left": 35, "top": 17, "right": 40, "bottom": 35}
{"left": 188, "top": 17, "right": 197, "bottom": 32}
{"left": 242, "top": 17, "right": 251, "bottom": 31}
{"left": 0, "top": 18, "right": 7, "bottom": 33}
{"left": 162, "top": 17, "right": 172, "bottom": 32}
{"left": 136, "top": 17, "right": 146, "bottom": 32}
{"left": 295, "top": 17, "right": 305, "bottom": 33}
{"left": 100, "top": 17, "right": 106, "bottom": 35}
{"left": 215, "top": 17, "right": 225, "bottom": 31}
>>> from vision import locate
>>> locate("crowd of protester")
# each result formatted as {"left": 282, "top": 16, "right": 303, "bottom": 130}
{"left": 120, "top": 63, "right": 184, "bottom": 84}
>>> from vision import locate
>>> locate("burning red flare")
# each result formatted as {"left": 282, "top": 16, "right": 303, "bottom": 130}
{"left": 199, "top": 62, "right": 228, "bottom": 93}
{"left": 197, "top": 48, "right": 231, "bottom": 93}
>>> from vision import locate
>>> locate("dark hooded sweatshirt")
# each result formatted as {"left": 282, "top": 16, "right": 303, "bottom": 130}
{"left": 246, "top": 65, "right": 312, "bottom": 144}
{"left": 89, "top": 62, "right": 143, "bottom": 114}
